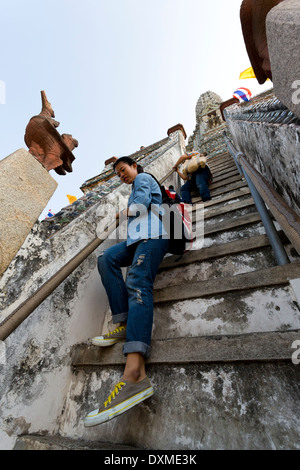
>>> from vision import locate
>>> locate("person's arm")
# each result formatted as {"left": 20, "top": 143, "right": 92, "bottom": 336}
{"left": 173, "top": 151, "right": 200, "bottom": 169}
{"left": 175, "top": 167, "right": 189, "bottom": 181}
{"left": 173, "top": 153, "right": 191, "bottom": 169}
{"left": 115, "top": 208, "right": 128, "bottom": 220}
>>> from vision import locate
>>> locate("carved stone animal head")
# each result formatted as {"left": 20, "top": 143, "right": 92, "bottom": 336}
{"left": 61, "top": 134, "right": 79, "bottom": 151}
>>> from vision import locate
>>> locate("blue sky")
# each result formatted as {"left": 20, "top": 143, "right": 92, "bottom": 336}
{"left": 0, "top": 0, "right": 272, "bottom": 219}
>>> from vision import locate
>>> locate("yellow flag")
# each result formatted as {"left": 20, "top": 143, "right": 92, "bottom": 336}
{"left": 67, "top": 194, "right": 77, "bottom": 204}
{"left": 239, "top": 67, "right": 256, "bottom": 80}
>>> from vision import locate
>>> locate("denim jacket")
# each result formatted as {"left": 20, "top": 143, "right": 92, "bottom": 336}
{"left": 127, "top": 173, "right": 167, "bottom": 246}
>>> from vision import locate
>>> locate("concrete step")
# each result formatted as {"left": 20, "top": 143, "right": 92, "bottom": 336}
{"left": 191, "top": 184, "right": 256, "bottom": 227}
{"left": 203, "top": 196, "right": 255, "bottom": 221}
{"left": 189, "top": 170, "right": 242, "bottom": 199}
{"left": 155, "top": 238, "right": 277, "bottom": 289}
{"left": 191, "top": 196, "right": 257, "bottom": 247}
{"left": 160, "top": 231, "right": 297, "bottom": 271}
{"left": 14, "top": 434, "right": 141, "bottom": 450}
{"left": 64, "top": 356, "right": 300, "bottom": 449}
{"left": 208, "top": 153, "right": 233, "bottom": 165}
{"left": 152, "top": 284, "right": 300, "bottom": 340}
{"left": 211, "top": 168, "right": 240, "bottom": 183}
{"left": 208, "top": 155, "right": 235, "bottom": 167}
{"left": 192, "top": 180, "right": 248, "bottom": 203}
{"left": 161, "top": 246, "right": 275, "bottom": 283}
{"left": 202, "top": 211, "right": 263, "bottom": 237}
{"left": 210, "top": 174, "right": 244, "bottom": 192}
{"left": 199, "top": 205, "right": 260, "bottom": 247}
{"left": 195, "top": 187, "right": 251, "bottom": 210}
{"left": 94, "top": 263, "right": 300, "bottom": 343}
{"left": 193, "top": 212, "right": 265, "bottom": 250}
{"left": 186, "top": 188, "right": 251, "bottom": 217}
{"left": 204, "top": 187, "right": 251, "bottom": 206}
{"left": 153, "top": 261, "right": 300, "bottom": 304}
{"left": 159, "top": 234, "right": 272, "bottom": 271}
{"left": 207, "top": 150, "right": 230, "bottom": 160}
{"left": 72, "top": 330, "right": 300, "bottom": 367}
{"left": 209, "top": 160, "right": 237, "bottom": 174}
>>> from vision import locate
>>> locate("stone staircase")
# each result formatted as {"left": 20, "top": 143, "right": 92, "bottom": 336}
{"left": 15, "top": 151, "right": 300, "bottom": 450}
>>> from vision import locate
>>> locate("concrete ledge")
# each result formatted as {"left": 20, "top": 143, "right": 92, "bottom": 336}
{"left": 72, "top": 329, "right": 300, "bottom": 367}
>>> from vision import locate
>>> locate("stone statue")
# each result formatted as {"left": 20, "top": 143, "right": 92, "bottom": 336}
{"left": 24, "top": 91, "right": 78, "bottom": 175}
{"left": 240, "top": 0, "right": 285, "bottom": 84}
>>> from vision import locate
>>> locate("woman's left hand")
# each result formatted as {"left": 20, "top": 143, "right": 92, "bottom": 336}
{"left": 116, "top": 209, "right": 127, "bottom": 220}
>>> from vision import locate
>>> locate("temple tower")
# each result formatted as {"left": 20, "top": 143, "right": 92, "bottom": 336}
{"left": 187, "top": 91, "right": 227, "bottom": 156}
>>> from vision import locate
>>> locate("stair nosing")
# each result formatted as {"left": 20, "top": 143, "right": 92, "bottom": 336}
{"left": 189, "top": 187, "right": 251, "bottom": 211}
{"left": 192, "top": 181, "right": 249, "bottom": 202}
{"left": 203, "top": 197, "right": 255, "bottom": 220}
{"left": 200, "top": 211, "right": 262, "bottom": 236}
{"left": 153, "top": 262, "right": 300, "bottom": 304}
{"left": 159, "top": 233, "right": 271, "bottom": 270}
{"left": 72, "top": 330, "right": 300, "bottom": 367}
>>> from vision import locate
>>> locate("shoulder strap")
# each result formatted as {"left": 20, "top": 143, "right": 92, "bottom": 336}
{"left": 144, "top": 171, "right": 160, "bottom": 186}
{"left": 144, "top": 172, "right": 172, "bottom": 203}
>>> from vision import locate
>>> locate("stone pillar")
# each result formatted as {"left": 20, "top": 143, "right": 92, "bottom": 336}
{"left": 167, "top": 123, "right": 187, "bottom": 140}
{"left": 0, "top": 149, "right": 58, "bottom": 276}
{"left": 267, "top": 0, "right": 300, "bottom": 119}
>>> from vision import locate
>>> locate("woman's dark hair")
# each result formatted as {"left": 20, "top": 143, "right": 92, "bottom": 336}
{"left": 113, "top": 156, "right": 144, "bottom": 174}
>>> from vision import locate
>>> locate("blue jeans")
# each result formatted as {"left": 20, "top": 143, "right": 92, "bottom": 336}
{"left": 181, "top": 168, "right": 211, "bottom": 203}
{"left": 98, "top": 238, "right": 169, "bottom": 359}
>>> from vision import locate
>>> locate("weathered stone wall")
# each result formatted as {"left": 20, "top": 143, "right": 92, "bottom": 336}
{"left": 224, "top": 101, "right": 300, "bottom": 217}
{"left": 0, "top": 130, "right": 185, "bottom": 449}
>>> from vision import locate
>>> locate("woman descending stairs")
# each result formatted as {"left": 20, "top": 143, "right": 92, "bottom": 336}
{"left": 16, "top": 151, "right": 300, "bottom": 450}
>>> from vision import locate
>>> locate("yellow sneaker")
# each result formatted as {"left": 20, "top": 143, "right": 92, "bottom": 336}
{"left": 84, "top": 377, "right": 154, "bottom": 427}
{"left": 91, "top": 325, "right": 126, "bottom": 347}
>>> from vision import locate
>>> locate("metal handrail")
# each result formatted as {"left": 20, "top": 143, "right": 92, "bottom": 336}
{"left": 224, "top": 132, "right": 300, "bottom": 264}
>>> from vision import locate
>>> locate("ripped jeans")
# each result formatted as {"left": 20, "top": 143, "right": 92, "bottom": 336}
{"left": 98, "top": 238, "right": 169, "bottom": 359}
